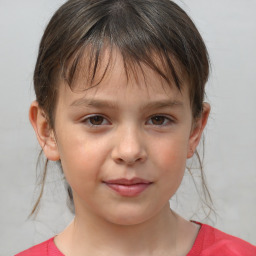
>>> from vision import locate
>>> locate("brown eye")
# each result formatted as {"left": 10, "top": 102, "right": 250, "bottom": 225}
{"left": 82, "top": 115, "right": 110, "bottom": 127}
{"left": 148, "top": 115, "right": 173, "bottom": 126}
{"left": 151, "top": 116, "right": 166, "bottom": 125}
{"left": 89, "top": 116, "right": 104, "bottom": 125}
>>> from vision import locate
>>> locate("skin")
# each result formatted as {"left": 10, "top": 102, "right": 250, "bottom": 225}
{"left": 30, "top": 50, "right": 210, "bottom": 256}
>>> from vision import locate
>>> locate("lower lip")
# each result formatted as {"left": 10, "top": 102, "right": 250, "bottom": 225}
{"left": 105, "top": 183, "right": 152, "bottom": 197}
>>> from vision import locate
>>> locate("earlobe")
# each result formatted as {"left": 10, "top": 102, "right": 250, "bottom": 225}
{"left": 29, "top": 101, "right": 60, "bottom": 161}
{"left": 187, "top": 103, "right": 210, "bottom": 158}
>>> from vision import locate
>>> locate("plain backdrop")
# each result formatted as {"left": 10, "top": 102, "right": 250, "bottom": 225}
{"left": 0, "top": 0, "right": 256, "bottom": 255}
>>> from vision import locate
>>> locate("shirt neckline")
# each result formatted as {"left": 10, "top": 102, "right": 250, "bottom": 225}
{"left": 50, "top": 221, "right": 206, "bottom": 256}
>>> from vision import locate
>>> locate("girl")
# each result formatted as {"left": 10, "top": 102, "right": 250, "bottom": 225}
{"left": 16, "top": 0, "right": 256, "bottom": 255}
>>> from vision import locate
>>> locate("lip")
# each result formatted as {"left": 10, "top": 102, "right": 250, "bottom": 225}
{"left": 104, "top": 178, "right": 153, "bottom": 197}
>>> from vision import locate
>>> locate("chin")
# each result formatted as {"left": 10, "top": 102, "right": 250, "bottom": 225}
{"left": 108, "top": 215, "right": 150, "bottom": 226}
{"left": 103, "top": 205, "right": 159, "bottom": 226}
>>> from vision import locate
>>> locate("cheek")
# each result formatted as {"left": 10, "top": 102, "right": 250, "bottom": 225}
{"left": 56, "top": 132, "right": 109, "bottom": 191}
{"left": 154, "top": 136, "right": 189, "bottom": 171}
{"left": 152, "top": 135, "right": 189, "bottom": 197}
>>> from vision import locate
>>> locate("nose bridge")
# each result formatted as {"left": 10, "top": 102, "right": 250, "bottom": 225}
{"left": 112, "top": 122, "right": 146, "bottom": 165}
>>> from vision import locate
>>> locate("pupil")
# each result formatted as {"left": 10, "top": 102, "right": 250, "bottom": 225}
{"left": 90, "top": 116, "right": 103, "bottom": 125}
{"left": 152, "top": 116, "right": 164, "bottom": 125}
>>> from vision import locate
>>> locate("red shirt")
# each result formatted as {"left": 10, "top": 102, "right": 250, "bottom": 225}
{"left": 16, "top": 223, "right": 256, "bottom": 256}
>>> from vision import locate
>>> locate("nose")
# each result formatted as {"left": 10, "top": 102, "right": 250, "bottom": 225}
{"left": 111, "top": 126, "right": 147, "bottom": 165}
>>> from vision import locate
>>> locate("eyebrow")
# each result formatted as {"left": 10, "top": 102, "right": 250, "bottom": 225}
{"left": 70, "top": 98, "right": 183, "bottom": 110}
{"left": 142, "top": 99, "right": 183, "bottom": 110}
{"left": 70, "top": 98, "right": 118, "bottom": 109}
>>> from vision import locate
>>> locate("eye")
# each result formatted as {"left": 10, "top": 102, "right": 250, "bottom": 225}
{"left": 147, "top": 115, "right": 173, "bottom": 126}
{"left": 82, "top": 115, "right": 110, "bottom": 126}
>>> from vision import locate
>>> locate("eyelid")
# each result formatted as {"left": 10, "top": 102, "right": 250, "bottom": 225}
{"left": 81, "top": 114, "right": 111, "bottom": 126}
{"left": 146, "top": 114, "right": 175, "bottom": 126}
{"left": 79, "top": 114, "right": 175, "bottom": 127}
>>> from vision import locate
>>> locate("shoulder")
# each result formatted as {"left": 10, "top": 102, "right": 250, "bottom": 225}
{"left": 188, "top": 222, "right": 256, "bottom": 256}
{"left": 15, "top": 237, "right": 64, "bottom": 256}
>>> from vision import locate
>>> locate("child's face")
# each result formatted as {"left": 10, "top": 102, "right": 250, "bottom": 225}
{"left": 41, "top": 51, "right": 208, "bottom": 225}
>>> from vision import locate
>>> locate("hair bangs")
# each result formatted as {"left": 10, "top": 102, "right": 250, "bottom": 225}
{"left": 61, "top": 9, "right": 185, "bottom": 93}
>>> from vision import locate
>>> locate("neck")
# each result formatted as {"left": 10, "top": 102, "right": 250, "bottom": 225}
{"left": 56, "top": 203, "right": 179, "bottom": 256}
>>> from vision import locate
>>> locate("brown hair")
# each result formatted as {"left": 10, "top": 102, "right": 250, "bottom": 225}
{"left": 31, "top": 0, "right": 211, "bottom": 215}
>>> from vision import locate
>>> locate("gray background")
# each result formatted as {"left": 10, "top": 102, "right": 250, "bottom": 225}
{"left": 0, "top": 0, "right": 255, "bottom": 255}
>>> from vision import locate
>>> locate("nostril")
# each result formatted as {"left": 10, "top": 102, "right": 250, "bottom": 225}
{"left": 116, "top": 158, "right": 124, "bottom": 164}
{"left": 114, "top": 155, "right": 146, "bottom": 165}
{"left": 111, "top": 133, "right": 147, "bottom": 165}
{"left": 128, "top": 157, "right": 142, "bottom": 165}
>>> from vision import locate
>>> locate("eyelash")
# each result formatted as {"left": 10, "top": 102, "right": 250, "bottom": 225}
{"left": 82, "top": 115, "right": 110, "bottom": 127}
{"left": 81, "top": 114, "right": 174, "bottom": 127}
{"left": 147, "top": 115, "right": 174, "bottom": 126}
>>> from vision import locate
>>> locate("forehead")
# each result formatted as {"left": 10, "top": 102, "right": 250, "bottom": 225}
{"left": 57, "top": 49, "right": 191, "bottom": 111}
{"left": 64, "top": 47, "right": 188, "bottom": 95}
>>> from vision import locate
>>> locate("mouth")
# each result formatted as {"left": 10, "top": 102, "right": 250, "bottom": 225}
{"left": 103, "top": 178, "right": 153, "bottom": 197}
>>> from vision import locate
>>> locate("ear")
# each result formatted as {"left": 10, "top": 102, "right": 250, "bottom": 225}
{"left": 187, "top": 103, "right": 210, "bottom": 158}
{"left": 29, "top": 101, "right": 60, "bottom": 161}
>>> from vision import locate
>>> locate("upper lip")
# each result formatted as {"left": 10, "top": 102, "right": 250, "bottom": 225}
{"left": 104, "top": 178, "right": 152, "bottom": 185}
